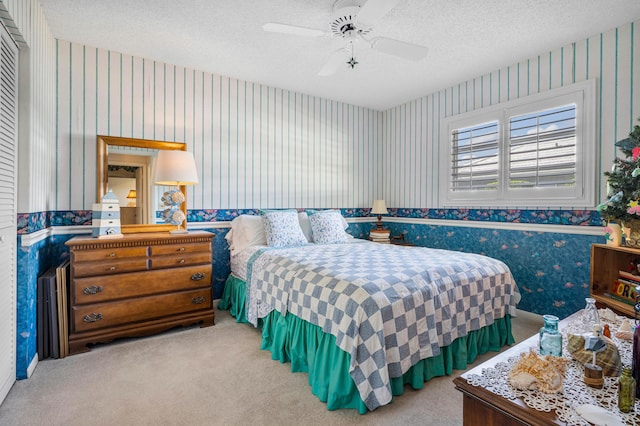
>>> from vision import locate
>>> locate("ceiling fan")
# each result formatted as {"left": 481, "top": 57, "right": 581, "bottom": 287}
{"left": 262, "top": 0, "right": 428, "bottom": 76}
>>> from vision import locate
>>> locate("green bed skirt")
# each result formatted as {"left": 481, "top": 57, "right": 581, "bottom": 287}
{"left": 219, "top": 274, "right": 514, "bottom": 413}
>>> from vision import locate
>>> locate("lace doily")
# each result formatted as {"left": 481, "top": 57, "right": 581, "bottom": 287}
{"left": 465, "top": 310, "right": 640, "bottom": 425}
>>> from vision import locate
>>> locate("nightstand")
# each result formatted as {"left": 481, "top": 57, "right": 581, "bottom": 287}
{"left": 390, "top": 241, "right": 416, "bottom": 246}
{"left": 390, "top": 234, "right": 415, "bottom": 246}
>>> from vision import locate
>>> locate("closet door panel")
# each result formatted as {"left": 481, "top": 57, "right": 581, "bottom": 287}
{"left": 0, "top": 19, "right": 18, "bottom": 405}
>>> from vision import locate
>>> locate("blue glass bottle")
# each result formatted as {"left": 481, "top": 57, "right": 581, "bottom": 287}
{"left": 539, "top": 314, "right": 562, "bottom": 356}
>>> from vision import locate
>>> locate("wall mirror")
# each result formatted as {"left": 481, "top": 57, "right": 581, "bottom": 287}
{"left": 97, "top": 135, "right": 187, "bottom": 233}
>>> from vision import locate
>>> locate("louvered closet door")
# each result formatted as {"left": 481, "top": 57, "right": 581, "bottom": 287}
{"left": 0, "top": 20, "right": 18, "bottom": 405}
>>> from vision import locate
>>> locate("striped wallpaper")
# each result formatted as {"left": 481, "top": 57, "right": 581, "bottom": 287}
{"left": 54, "top": 42, "right": 383, "bottom": 211}
{"left": 383, "top": 18, "right": 640, "bottom": 209}
{"left": 53, "top": 18, "right": 639, "bottom": 214}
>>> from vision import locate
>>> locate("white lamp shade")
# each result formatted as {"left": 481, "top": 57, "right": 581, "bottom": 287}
{"left": 152, "top": 150, "right": 199, "bottom": 186}
{"left": 371, "top": 199, "right": 388, "bottom": 215}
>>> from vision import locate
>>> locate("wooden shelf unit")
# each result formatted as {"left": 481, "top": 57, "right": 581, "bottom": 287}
{"left": 590, "top": 243, "right": 640, "bottom": 318}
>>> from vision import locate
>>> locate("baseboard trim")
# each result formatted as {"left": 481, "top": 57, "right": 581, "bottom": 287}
{"left": 25, "top": 353, "right": 38, "bottom": 379}
{"left": 515, "top": 309, "right": 543, "bottom": 322}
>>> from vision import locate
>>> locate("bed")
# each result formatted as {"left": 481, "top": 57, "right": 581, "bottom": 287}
{"left": 219, "top": 210, "right": 520, "bottom": 413}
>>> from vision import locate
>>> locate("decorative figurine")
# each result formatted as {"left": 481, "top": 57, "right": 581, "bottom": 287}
{"left": 92, "top": 190, "right": 123, "bottom": 239}
{"left": 583, "top": 324, "right": 606, "bottom": 389}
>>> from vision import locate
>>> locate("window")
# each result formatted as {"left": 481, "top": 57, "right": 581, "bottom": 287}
{"left": 440, "top": 80, "right": 596, "bottom": 208}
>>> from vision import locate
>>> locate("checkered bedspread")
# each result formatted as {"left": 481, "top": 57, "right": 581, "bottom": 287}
{"left": 244, "top": 240, "right": 520, "bottom": 411}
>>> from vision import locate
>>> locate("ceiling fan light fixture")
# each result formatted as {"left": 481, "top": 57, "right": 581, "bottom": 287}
{"left": 263, "top": 0, "right": 428, "bottom": 76}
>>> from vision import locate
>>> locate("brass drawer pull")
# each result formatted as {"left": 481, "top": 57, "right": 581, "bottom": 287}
{"left": 109, "top": 253, "right": 116, "bottom": 257}
{"left": 179, "top": 259, "right": 185, "bottom": 264}
{"left": 83, "top": 313, "right": 103, "bottom": 322}
{"left": 178, "top": 247, "right": 185, "bottom": 252}
{"left": 83, "top": 285, "right": 103, "bottom": 295}
{"left": 192, "top": 296, "right": 206, "bottom": 304}
{"left": 109, "top": 266, "right": 116, "bottom": 271}
{"left": 191, "top": 272, "right": 205, "bottom": 281}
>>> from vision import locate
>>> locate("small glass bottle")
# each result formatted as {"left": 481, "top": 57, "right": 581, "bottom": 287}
{"left": 582, "top": 297, "right": 600, "bottom": 334}
{"left": 618, "top": 367, "right": 636, "bottom": 413}
{"left": 539, "top": 314, "right": 562, "bottom": 356}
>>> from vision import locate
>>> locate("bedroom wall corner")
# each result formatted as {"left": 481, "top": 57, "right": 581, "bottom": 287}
{"left": 383, "top": 221, "right": 603, "bottom": 319}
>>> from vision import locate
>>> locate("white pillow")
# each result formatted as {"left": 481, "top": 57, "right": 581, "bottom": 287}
{"left": 298, "top": 212, "right": 313, "bottom": 242}
{"left": 226, "top": 214, "right": 267, "bottom": 255}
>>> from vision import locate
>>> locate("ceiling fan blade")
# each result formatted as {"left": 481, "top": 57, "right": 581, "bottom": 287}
{"left": 372, "top": 37, "right": 428, "bottom": 61}
{"left": 356, "top": 0, "right": 401, "bottom": 28}
{"left": 318, "top": 49, "right": 347, "bottom": 76}
{"left": 262, "top": 23, "right": 327, "bottom": 37}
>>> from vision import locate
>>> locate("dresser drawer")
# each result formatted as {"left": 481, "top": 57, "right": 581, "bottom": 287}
{"left": 151, "top": 252, "right": 211, "bottom": 269}
{"left": 65, "top": 231, "right": 215, "bottom": 355}
{"left": 72, "top": 246, "right": 149, "bottom": 262}
{"left": 72, "top": 288, "right": 212, "bottom": 332}
{"left": 72, "top": 257, "right": 149, "bottom": 278}
{"left": 72, "top": 265, "right": 213, "bottom": 304}
{"left": 150, "top": 242, "right": 211, "bottom": 256}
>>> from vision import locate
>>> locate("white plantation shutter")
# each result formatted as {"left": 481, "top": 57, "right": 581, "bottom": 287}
{"left": 508, "top": 105, "right": 577, "bottom": 189}
{"left": 441, "top": 80, "right": 595, "bottom": 208}
{"left": 0, "top": 20, "right": 17, "bottom": 406}
{"left": 451, "top": 121, "right": 499, "bottom": 191}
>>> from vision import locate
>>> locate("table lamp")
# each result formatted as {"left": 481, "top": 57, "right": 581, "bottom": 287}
{"left": 371, "top": 199, "right": 388, "bottom": 231}
{"left": 152, "top": 150, "right": 199, "bottom": 234}
{"left": 126, "top": 189, "right": 136, "bottom": 207}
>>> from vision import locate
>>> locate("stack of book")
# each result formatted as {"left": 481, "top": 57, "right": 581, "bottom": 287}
{"left": 369, "top": 229, "right": 391, "bottom": 243}
{"left": 606, "top": 270, "right": 640, "bottom": 306}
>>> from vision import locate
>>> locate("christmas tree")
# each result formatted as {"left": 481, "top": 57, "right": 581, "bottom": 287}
{"left": 598, "top": 119, "right": 640, "bottom": 223}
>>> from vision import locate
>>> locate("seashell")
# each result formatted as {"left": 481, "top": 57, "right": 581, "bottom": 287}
{"left": 508, "top": 371, "right": 538, "bottom": 390}
{"left": 567, "top": 334, "right": 622, "bottom": 376}
{"left": 507, "top": 349, "right": 570, "bottom": 393}
{"left": 597, "top": 308, "right": 616, "bottom": 322}
{"left": 619, "top": 318, "right": 632, "bottom": 332}
{"left": 615, "top": 318, "right": 634, "bottom": 340}
{"left": 615, "top": 330, "right": 634, "bottom": 340}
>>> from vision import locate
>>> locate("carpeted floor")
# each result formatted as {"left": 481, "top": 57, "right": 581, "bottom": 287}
{"left": 0, "top": 305, "right": 541, "bottom": 426}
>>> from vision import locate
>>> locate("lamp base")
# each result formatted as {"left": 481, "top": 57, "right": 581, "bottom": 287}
{"left": 169, "top": 228, "right": 189, "bottom": 235}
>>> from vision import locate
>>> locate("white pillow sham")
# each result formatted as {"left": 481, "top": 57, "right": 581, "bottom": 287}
{"left": 297, "top": 212, "right": 313, "bottom": 242}
{"left": 225, "top": 214, "right": 267, "bottom": 255}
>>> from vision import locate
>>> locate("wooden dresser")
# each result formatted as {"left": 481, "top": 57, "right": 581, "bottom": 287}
{"left": 65, "top": 231, "right": 215, "bottom": 354}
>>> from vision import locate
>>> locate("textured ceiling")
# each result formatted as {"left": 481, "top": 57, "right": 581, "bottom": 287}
{"left": 39, "top": 0, "right": 640, "bottom": 110}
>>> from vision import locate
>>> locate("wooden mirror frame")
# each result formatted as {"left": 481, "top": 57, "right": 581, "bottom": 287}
{"left": 97, "top": 135, "right": 188, "bottom": 233}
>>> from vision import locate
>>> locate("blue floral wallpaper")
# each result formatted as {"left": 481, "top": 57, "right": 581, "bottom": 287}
{"left": 15, "top": 233, "right": 74, "bottom": 379}
{"left": 380, "top": 222, "right": 603, "bottom": 318}
{"left": 14, "top": 207, "right": 604, "bottom": 379}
